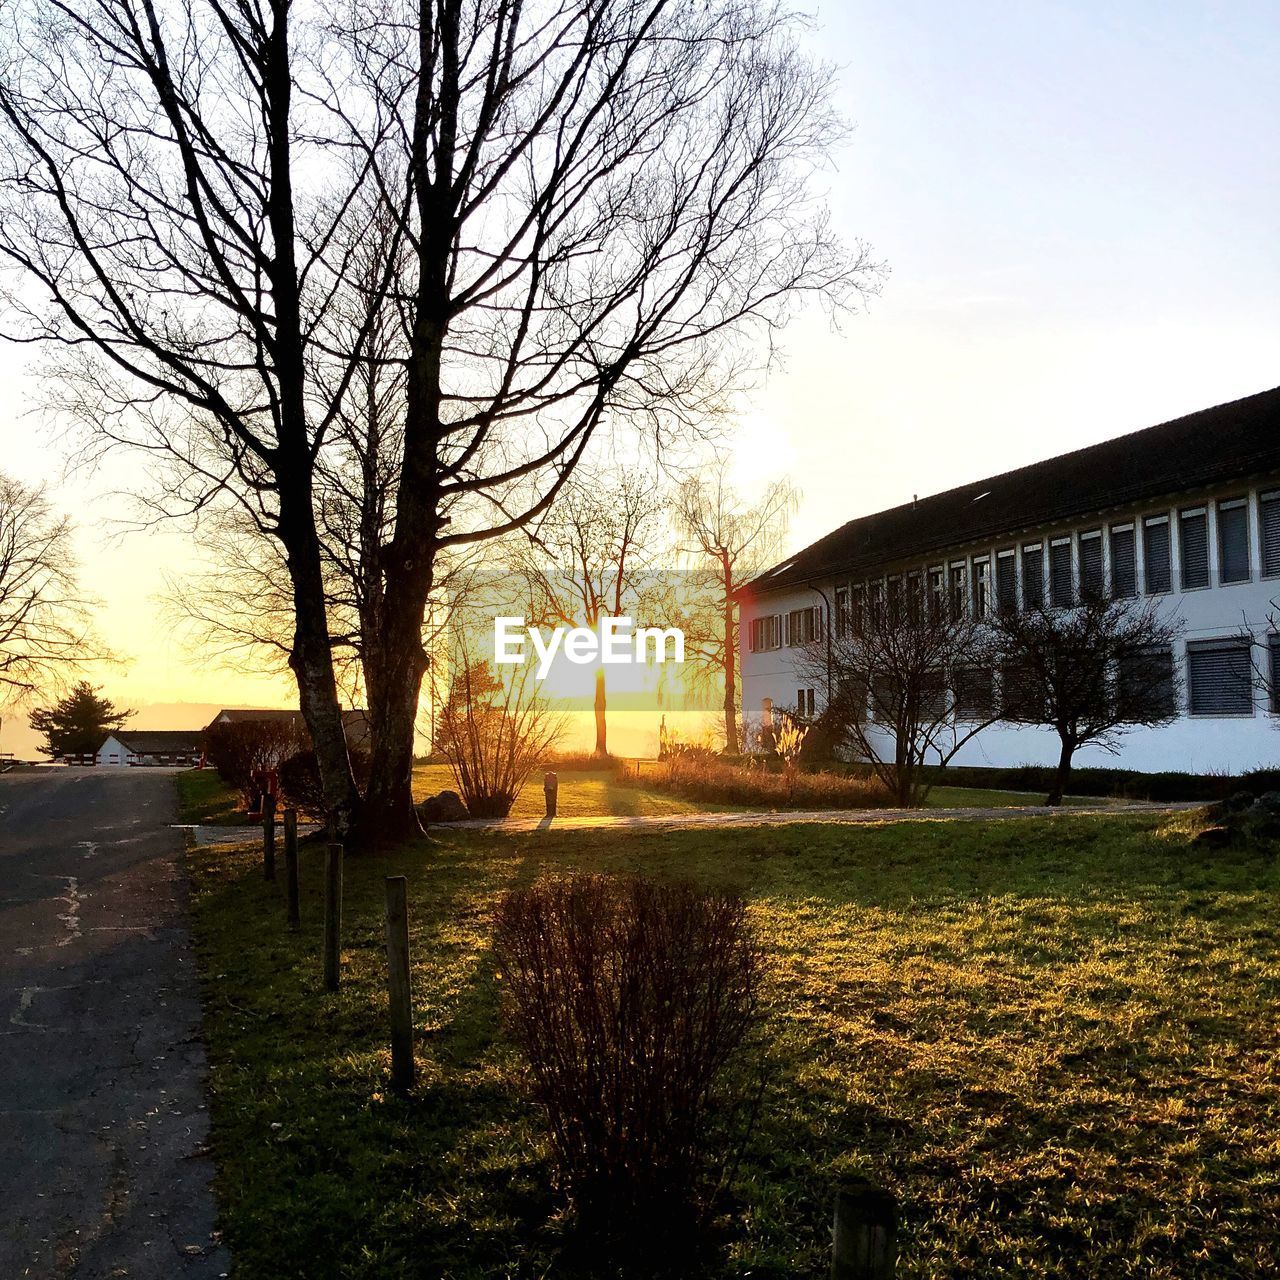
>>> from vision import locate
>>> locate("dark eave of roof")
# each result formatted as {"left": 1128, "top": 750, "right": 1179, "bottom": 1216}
{"left": 744, "top": 386, "right": 1280, "bottom": 597}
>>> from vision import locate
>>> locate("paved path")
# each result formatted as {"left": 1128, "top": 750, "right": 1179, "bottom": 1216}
{"left": 0, "top": 768, "right": 227, "bottom": 1279}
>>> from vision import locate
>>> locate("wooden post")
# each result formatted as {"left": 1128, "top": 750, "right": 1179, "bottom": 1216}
{"left": 384, "top": 876, "right": 414, "bottom": 1092}
{"left": 262, "top": 792, "right": 277, "bottom": 881}
{"left": 323, "top": 842, "right": 343, "bottom": 991}
{"left": 283, "top": 808, "right": 300, "bottom": 931}
{"left": 832, "top": 1180, "right": 897, "bottom": 1279}
{"left": 544, "top": 770, "right": 558, "bottom": 818}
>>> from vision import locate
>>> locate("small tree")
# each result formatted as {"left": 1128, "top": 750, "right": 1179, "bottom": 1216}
{"left": 28, "top": 681, "right": 130, "bottom": 760}
{"left": 677, "top": 468, "right": 799, "bottom": 754}
{"left": 992, "top": 595, "right": 1183, "bottom": 804}
{"left": 796, "top": 583, "right": 999, "bottom": 805}
{"left": 437, "top": 660, "right": 564, "bottom": 819}
{"left": 493, "top": 873, "right": 762, "bottom": 1258}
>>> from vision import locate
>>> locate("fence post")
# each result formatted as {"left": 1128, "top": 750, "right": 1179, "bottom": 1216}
{"left": 544, "top": 771, "right": 558, "bottom": 818}
{"left": 262, "top": 792, "right": 277, "bottom": 881}
{"left": 832, "top": 1179, "right": 897, "bottom": 1279}
{"left": 384, "top": 876, "right": 414, "bottom": 1092}
{"left": 283, "top": 808, "right": 300, "bottom": 931}
{"left": 323, "top": 842, "right": 343, "bottom": 991}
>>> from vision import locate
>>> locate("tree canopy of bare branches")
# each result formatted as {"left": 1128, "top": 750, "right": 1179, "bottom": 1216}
{"left": 991, "top": 595, "right": 1182, "bottom": 804}
{"left": 0, "top": 475, "right": 102, "bottom": 702}
{"left": 677, "top": 465, "right": 797, "bottom": 753}
{"left": 0, "top": 0, "right": 881, "bottom": 841}
{"left": 794, "top": 579, "right": 999, "bottom": 805}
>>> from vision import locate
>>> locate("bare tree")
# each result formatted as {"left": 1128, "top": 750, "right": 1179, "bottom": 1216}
{"left": 794, "top": 580, "right": 999, "bottom": 805}
{"left": 1, "top": 0, "right": 881, "bottom": 842}
{"left": 509, "top": 470, "right": 666, "bottom": 755}
{"left": 0, "top": 475, "right": 102, "bottom": 701}
{"left": 992, "top": 595, "right": 1183, "bottom": 804}
{"left": 0, "top": 0, "right": 373, "bottom": 826}
{"left": 677, "top": 468, "right": 798, "bottom": 753}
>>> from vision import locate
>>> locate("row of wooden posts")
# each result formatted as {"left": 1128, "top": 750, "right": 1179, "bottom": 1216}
{"left": 257, "top": 795, "right": 896, "bottom": 1275}
{"left": 260, "top": 795, "right": 415, "bottom": 1093}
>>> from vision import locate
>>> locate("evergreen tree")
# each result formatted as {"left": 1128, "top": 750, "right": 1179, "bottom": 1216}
{"left": 28, "top": 682, "right": 130, "bottom": 760}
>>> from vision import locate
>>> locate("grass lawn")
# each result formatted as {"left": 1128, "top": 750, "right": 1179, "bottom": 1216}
{"left": 174, "top": 767, "right": 249, "bottom": 825}
{"left": 924, "top": 785, "right": 1103, "bottom": 809}
{"left": 412, "top": 762, "right": 722, "bottom": 819}
{"left": 187, "top": 810, "right": 1279, "bottom": 1278}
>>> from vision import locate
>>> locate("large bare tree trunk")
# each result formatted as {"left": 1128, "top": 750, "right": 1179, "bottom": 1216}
{"left": 1046, "top": 736, "right": 1075, "bottom": 806}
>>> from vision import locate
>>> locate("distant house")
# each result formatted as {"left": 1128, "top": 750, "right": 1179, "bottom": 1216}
{"left": 96, "top": 730, "right": 205, "bottom": 768}
{"left": 205, "top": 708, "right": 372, "bottom": 748}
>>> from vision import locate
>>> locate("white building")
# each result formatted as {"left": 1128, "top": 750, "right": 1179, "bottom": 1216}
{"left": 95, "top": 730, "right": 205, "bottom": 767}
{"left": 740, "top": 387, "right": 1280, "bottom": 775}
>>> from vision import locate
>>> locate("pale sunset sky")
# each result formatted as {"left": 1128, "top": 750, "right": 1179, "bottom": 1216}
{"left": 1, "top": 0, "right": 1277, "bottom": 757}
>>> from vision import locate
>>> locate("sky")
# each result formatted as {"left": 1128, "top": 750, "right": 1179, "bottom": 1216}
{"left": 1, "top": 0, "right": 1278, "bottom": 758}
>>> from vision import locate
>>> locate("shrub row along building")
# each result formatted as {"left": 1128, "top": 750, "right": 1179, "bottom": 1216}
{"left": 740, "top": 387, "right": 1280, "bottom": 774}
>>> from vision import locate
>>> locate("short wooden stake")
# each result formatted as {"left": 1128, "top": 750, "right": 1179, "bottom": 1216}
{"left": 323, "top": 842, "right": 343, "bottom": 991}
{"left": 833, "top": 1180, "right": 897, "bottom": 1279}
{"left": 283, "top": 808, "right": 300, "bottom": 931}
{"left": 544, "top": 770, "right": 558, "bottom": 818}
{"left": 384, "top": 876, "right": 414, "bottom": 1092}
{"left": 262, "top": 792, "right": 277, "bottom": 881}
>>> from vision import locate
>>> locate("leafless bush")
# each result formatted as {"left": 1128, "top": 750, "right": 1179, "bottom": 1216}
{"left": 493, "top": 874, "right": 763, "bottom": 1255}
{"left": 278, "top": 747, "right": 372, "bottom": 820}
{"left": 437, "top": 661, "right": 564, "bottom": 818}
{"left": 203, "top": 720, "right": 308, "bottom": 806}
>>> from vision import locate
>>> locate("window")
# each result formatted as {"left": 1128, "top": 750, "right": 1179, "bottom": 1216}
{"left": 1049, "top": 538, "right": 1074, "bottom": 608}
{"left": 996, "top": 550, "right": 1017, "bottom": 613}
{"left": 750, "top": 615, "right": 781, "bottom": 652}
{"left": 1143, "top": 515, "right": 1171, "bottom": 594}
{"left": 849, "top": 583, "right": 865, "bottom": 635}
{"left": 928, "top": 566, "right": 946, "bottom": 620}
{"left": 1218, "top": 498, "right": 1250, "bottom": 584}
{"left": 1270, "top": 634, "right": 1280, "bottom": 713}
{"left": 887, "top": 576, "right": 903, "bottom": 624}
{"left": 796, "top": 688, "right": 816, "bottom": 718}
{"left": 869, "top": 672, "right": 898, "bottom": 721}
{"left": 949, "top": 562, "right": 967, "bottom": 618}
{"left": 906, "top": 571, "right": 923, "bottom": 622}
{"left": 1000, "top": 660, "right": 1039, "bottom": 719}
{"left": 1022, "top": 543, "right": 1045, "bottom": 609}
{"left": 1110, "top": 524, "right": 1136, "bottom": 598}
{"left": 1079, "top": 530, "right": 1104, "bottom": 599}
{"left": 1117, "top": 646, "right": 1176, "bottom": 719}
{"left": 1262, "top": 492, "right": 1280, "bottom": 578}
{"left": 1187, "top": 639, "right": 1253, "bottom": 716}
{"left": 786, "top": 606, "right": 822, "bottom": 647}
{"left": 920, "top": 670, "right": 948, "bottom": 720}
{"left": 953, "top": 667, "right": 995, "bottom": 720}
{"left": 834, "top": 585, "right": 851, "bottom": 638}
{"left": 972, "top": 558, "right": 990, "bottom": 618}
{"left": 1180, "top": 507, "right": 1209, "bottom": 590}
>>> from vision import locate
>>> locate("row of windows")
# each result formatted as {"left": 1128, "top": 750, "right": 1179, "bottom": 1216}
{"left": 785, "top": 636, "right": 1267, "bottom": 722}
{"left": 812, "top": 490, "right": 1280, "bottom": 632}
{"left": 749, "top": 605, "right": 822, "bottom": 652}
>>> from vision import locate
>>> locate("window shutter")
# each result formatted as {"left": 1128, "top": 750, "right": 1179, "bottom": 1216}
{"left": 1110, "top": 525, "right": 1136, "bottom": 597}
{"left": 1079, "top": 531, "right": 1103, "bottom": 598}
{"left": 1144, "top": 517, "right": 1171, "bottom": 594}
{"left": 1270, "top": 634, "right": 1280, "bottom": 713}
{"left": 1179, "top": 508, "right": 1209, "bottom": 590}
{"left": 1187, "top": 640, "right": 1253, "bottom": 715}
{"left": 996, "top": 552, "right": 1017, "bottom": 612}
{"left": 1049, "top": 539, "right": 1073, "bottom": 608}
{"left": 1262, "top": 492, "right": 1280, "bottom": 578}
{"left": 1217, "top": 499, "right": 1250, "bottom": 584}
{"left": 1022, "top": 544, "right": 1044, "bottom": 608}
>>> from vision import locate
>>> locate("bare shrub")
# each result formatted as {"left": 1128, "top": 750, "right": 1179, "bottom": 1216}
{"left": 278, "top": 747, "right": 372, "bottom": 820}
{"left": 203, "top": 720, "right": 308, "bottom": 806}
{"left": 493, "top": 874, "right": 763, "bottom": 1255}
{"left": 437, "top": 660, "right": 564, "bottom": 818}
{"left": 642, "top": 756, "right": 890, "bottom": 809}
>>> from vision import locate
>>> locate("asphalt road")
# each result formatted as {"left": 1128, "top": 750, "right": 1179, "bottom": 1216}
{"left": 0, "top": 768, "right": 227, "bottom": 1279}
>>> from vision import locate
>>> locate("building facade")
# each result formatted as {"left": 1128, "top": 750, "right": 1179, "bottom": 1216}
{"left": 96, "top": 731, "right": 205, "bottom": 767}
{"left": 740, "top": 388, "right": 1280, "bottom": 775}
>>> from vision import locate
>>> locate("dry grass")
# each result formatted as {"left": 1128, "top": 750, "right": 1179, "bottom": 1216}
{"left": 630, "top": 755, "right": 892, "bottom": 809}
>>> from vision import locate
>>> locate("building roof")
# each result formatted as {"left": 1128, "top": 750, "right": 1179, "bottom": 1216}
{"left": 109, "top": 730, "right": 204, "bottom": 754}
{"left": 206, "top": 708, "right": 371, "bottom": 742}
{"left": 746, "top": 386, "right": 1280, "bottom": 596}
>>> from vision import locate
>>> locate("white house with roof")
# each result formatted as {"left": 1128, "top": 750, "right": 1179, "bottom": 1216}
{"left": 95, "top": 730, "right": 205, "bottom": 767}
{"left": 739, "top": 387, "right": 1280, "bottom": 775}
